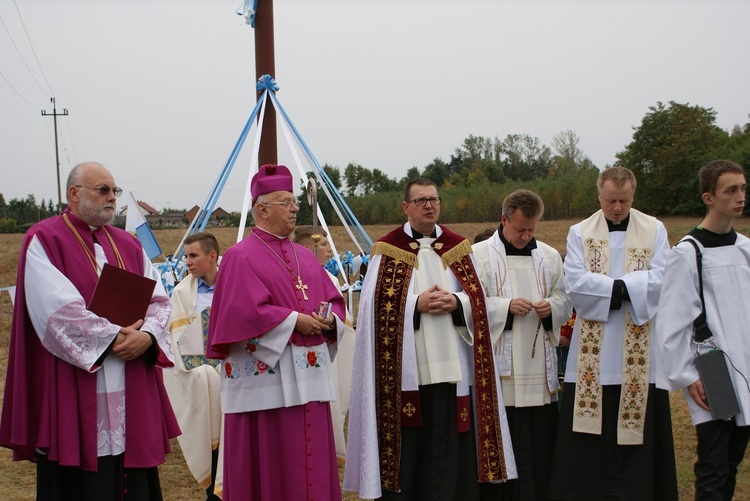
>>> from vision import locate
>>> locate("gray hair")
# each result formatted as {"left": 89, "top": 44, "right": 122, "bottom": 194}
{"left": 66, "top": 162, "right": 105, "bottom": 190}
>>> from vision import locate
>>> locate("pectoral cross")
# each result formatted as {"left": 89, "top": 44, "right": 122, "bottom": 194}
{"left": 296, "top": 277, "right": 309, "bottom": 300}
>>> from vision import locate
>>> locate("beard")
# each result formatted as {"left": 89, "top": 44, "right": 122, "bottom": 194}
{"left": 78, "top": 196, "right": 115, "bottom": 227}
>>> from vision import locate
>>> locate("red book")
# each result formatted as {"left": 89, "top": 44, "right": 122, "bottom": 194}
{"left": 88, "top": 263, "right": 157, "bottom": 327}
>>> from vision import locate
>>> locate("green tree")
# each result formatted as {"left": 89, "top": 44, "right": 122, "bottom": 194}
{"left": 7, "top": 195, "right": 43, "bottom": 224}
{"left": 498, "top": 134, "right": 552, "bottom": 181}
{"left": 343, "top": 163, "right": 372, "bottom": 196}
{"left": 422, "top": 158, "right": 450, "bottom": 186}
{"left": 616, "top": 101, "right": 728, "bottom": 215}
{"left": 400, "top": 167, "right": 422, "bottom": 186}
{"left": 370, "top": 168, "right": 398, "bottom": 193}
{"left": 0, "top": 218, "right": 16, "bottom": 233}
{"left": 321, "top": 164, "right": 343, "bottom": 189}
{"left": 549, "top": 130, "right": 597, "bottom": 176}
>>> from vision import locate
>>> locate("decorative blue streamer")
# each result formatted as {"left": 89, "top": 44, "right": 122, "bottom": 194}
{"left": 174, "top": 74, "right": 373, "bottom": 284}
{"left": 172, "top": 87, "right": 266, "bottom": 273}
{"left": 324, "top": 258, "right": 339, "bottom": 277}
{"left": 256, "top": 75, "right": 279, "bottom": 92}
{"left": 341, "top": 251, "right": 354, "bottom": 273}
{"left": 268, "top": 91, "right": 373, "bottom": 252}
{"left": 155, "top": 256, "right": 181, "bottom": 297}
{"left": 236, "top": 0, "right": 259, "bottom": 28}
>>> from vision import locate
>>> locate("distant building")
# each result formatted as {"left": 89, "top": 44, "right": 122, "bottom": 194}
{"left": 184, "top": 205, "right": 231, "bottom": 222}
{"left": 118, "top": 200, "right": 160, "bottom": 217}
{"left": 114, "top": 203, "right": 231, "bottom": 229}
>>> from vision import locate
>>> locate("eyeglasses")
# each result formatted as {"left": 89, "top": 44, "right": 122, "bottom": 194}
{"left": 75, "top": 185, "right": 123, "bottom": 197}
{"left": 262, "top": 200, "right": 301, "bottom": 209}
{"left": 407, "top": 197, "right": 441, "bottom": 207}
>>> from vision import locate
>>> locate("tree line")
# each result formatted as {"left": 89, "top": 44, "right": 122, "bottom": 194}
{"left": 0, "top": 194, "right": 57, "bottom": 233}
{"left": 301, "top": 101, "right": 750, "bottom": 226}
{"left": 3, "top": 101, "right": 749, "bottom": 233}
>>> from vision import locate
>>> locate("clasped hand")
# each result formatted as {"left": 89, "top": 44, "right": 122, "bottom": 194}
{"left": 296, "top": 311, "right": 335, "bottom": 336}
{"left": 417, "top": 285, "right": 457, "bottom": 314}
{"left": 509, "top": 298, "right": 551, "bottom": 318}
{"left": 113, "top": 319, "right": 153, "bottom": 361}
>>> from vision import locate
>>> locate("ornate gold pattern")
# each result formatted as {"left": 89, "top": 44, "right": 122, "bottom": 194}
{"left": 402, "top": 402, "right": 416, "bottom": 417}
{"left": 616, "top": 247, "right": 653, "bottom": 443}
{"left": 573, "top": 318, "right": 604, "bottom": 421}
{"left": 574, "top": 238, "right": 610, "bottom": 425}
{"left": 373, "top": 255, "right": 412, "bottom": 491}
{"left": 584, "top": 237, "right": 608, "bottom": 273}
{"left": 449, "top": 254, "right": 507, "bottom": 482}
{"left": 618, "top": 313, "right": 650, "bottom": 433}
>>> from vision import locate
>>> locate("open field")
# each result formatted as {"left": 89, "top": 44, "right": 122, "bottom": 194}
{"left": 1, "top": 218, "right": 750, "bottom": 499}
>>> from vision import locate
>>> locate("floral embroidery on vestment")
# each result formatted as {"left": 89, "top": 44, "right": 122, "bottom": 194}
{"left": 294, "top": 350, "right": 328, "bottom": 369}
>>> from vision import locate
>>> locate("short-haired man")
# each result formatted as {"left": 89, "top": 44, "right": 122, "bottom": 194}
{"left": 548, "top": 166, "right": 678, "bottom": 500}
{"left": 164, "top": 232, "right": 222, "bottom": 500}
{"left": 0, "top": 162, "right": 179, "bottom": 499}
{"left": 206, "top": 164, "right": 346, "bottom": 500}
{"left": 293, "top": 225, "right": 334, "bottom": 266}
{"left": 657, "top": 159, "right": 750, "bottom": 500}
{"left": 472, "top": 189, "right": 572, "bottom": 500}
{"left": 345, "top": 178, "right": 516, "bottom": 500}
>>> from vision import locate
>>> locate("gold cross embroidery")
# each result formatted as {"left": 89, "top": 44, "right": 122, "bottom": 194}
{"left": 296, "top": 277, "right": 309, "bottom": 300}
{"left": 403, "top": 402, "right": 416, "bottom": 417}
{"left": 460, "top": 408, "right": 469, "bottom": 422}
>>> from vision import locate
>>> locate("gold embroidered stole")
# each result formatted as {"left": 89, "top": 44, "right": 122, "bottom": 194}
{"left": 372, "top": 243, "right": 415, "bottom": 492}
{"left": 372, "top": 233, "right": 508, "bottom": 491}
{"left": 573, "top": 209, "right": 656, "bottom": 445}
{"left": 445, "top": 248, "right": 507, "bottom": 482}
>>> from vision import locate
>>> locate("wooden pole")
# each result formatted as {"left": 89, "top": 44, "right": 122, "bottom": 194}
{"left": 254, "top": 0, "right": 277, "bottom": 166}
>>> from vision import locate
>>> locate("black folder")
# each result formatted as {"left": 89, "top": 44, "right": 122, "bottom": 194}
{"left": 695, "top": 350, "right": 741, "bottom": 420}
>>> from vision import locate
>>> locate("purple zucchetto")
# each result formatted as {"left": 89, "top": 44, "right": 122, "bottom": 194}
{"left": 251, "top": 164, "right": 294, "bottom": 206}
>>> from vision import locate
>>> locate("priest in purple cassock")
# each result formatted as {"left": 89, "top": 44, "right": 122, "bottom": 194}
{"left": 0, "top": 162, "right": 180, "bottom": 500}
{"left": 206, "top": 164, "right": 346, "bottom": 501}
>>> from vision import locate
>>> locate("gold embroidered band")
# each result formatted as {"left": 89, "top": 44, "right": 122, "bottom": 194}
{"left": 373, "top": 254, "right": 412, "bottom": 492}
{"left": 449, "top": 254, "right": 507, "bottom": 481}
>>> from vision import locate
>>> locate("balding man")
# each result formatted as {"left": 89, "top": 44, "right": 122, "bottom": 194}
{"left": 548, "top": 166, "right": 677, "bottom": 500}
{"left": 0, "top": 162, "right": 179, "bottom": 500}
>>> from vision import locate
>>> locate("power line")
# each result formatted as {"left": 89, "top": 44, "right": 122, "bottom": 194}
{"left": 0, "top": 12, "right": 50, "bottom": 97}
{"left": 12, "top": 0, "right": 54, "bottom": 96}
{"left": 0, "top": 68, "right": 39, "bottom": 108}
{"left": 61, "top": 115, "right": 77, "bottom": 167}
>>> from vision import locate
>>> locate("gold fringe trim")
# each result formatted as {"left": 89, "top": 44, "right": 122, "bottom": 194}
{"left": 440, "top": 239, "right": 472, "bottom": 269}
{"left": 372, "top": 241, "right": 418, "bottom": 268}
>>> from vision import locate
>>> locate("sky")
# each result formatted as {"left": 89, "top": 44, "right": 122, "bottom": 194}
{"left": 2, "top": 0, "right": 750, "bottom": 213}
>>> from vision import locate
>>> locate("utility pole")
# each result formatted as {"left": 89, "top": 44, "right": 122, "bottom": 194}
{"left": 42, "top": 97, "right": 68, "bottom": 214}
{"left": 254, "top": 0, "right": 277, "bottom": 166}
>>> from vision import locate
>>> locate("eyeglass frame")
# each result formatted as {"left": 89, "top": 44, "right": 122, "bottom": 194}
{"left": 74, "top": 185, "right": 123, "bottom": 197}
{"left": 406, "top": 196, "right": 441, "bottom": 207}
{"left": 261, "top": 200, "right": 301, "bottom": 209}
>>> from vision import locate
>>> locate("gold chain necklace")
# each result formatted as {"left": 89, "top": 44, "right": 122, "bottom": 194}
{"left": 63, "top": 213, "right": 125, "bottom": 276}
{"left": 251, "top": 229, "right": 309, "bottom": 300}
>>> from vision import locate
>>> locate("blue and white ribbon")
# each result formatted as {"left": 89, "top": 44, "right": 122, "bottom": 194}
{"left": 256, "top": 74, "right": 279, "bottom": 92}
{"left": 236, "top": 0, "right": 259, "bottom": 27}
